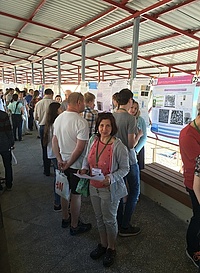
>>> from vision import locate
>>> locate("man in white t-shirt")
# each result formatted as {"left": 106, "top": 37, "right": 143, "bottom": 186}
{"left": 52, "top": 92, "right": 92, "bottom": 236}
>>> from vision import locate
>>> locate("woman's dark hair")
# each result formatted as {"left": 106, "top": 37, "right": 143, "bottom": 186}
{"left": 12, "top": 93, "right": 18, "bottom": 101}
{"left": 43, "top": 102, "right": 61, "bottom": 146}
{"left": 33, "top": 90, "right": 39, "bottom": 98}
{"left": 95, "top": 112, "right": 118, "bottom": 137}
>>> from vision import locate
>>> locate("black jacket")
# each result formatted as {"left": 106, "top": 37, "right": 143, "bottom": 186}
{"left": 0, "top": 110, "right": 14, "bottom": 152}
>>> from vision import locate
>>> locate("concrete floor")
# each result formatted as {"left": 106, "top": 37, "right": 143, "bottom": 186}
{"left": 0, "top": 130, "right": 198, "bottom": 273}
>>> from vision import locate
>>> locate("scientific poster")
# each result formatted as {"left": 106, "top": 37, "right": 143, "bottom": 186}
{"left": 151, "top": 81, "right": 198, "bottom": 138}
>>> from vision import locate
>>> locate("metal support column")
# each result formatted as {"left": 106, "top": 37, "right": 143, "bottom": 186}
{"left": 78, "top": 66, "right": 81, "bottom": 84}
{"left": 168, "top": 66, "right": 172, "bottom": 77}
{"left": 31, "top": 63, "right": 34, "bottom": 85}
{"left": 98, "top": 61, "right": 101, "bottom": 82}
{"left": 2, "top": 68, "right": 5, "bottom": 83}
{"left": 57, "top": 51, "right": 61, "bottom": 95}
{"left": 14, "top": 66, "right": 17, "bottom": 83}
{"left": 81, "top": 39, "right": 86, "bottom": 82}
{"left": 196, "top": 41, "right": 200, "bottom": 76}
{"left": 42, "top": 59, "right": 45, "bottom": 84}
{"left": 130, "top": 16, "right": 140, "bottom": 90}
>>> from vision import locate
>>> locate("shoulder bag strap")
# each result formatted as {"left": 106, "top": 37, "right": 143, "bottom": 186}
{"left": 14, "top": 101, "right": 20, "bottom": 114}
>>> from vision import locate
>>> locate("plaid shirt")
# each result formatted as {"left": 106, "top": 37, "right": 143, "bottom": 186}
{"left": 82, "top": 106, "right": 98, "bottom": 137}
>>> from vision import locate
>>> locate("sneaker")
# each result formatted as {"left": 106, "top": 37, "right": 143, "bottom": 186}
{"left": 54, "top": 204, "right": 62, "bottom": 212}
{"left": 90, "top": 244, "right": 107, "bottom": 260}
{"left": 119, "top": 225, "right": 141, "bottom": 237}
{"left": 61, "top": 215, "right": 71, "bottom": 228}
{"left": 103, "top": 248, "right": 116, "bottom": 267}
{"left": 70, "top": 221, "right": 92, "bottom": 236}
{"left": 186, "top": 249, "right": 200, "bottom": 268}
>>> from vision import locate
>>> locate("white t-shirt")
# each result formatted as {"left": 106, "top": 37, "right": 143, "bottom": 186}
{"left": 53, "top": 111, "right": 89, "bottom": 169}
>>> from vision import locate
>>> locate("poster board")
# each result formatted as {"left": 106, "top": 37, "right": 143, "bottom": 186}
{"left": 97, "top": 79, "right": 130, "bottom": 112}
{"left": 151, "top": 75, "right": 200, "bottom": 139}
{"left": 132, "top": 78, "right": 152, "bottom": 126}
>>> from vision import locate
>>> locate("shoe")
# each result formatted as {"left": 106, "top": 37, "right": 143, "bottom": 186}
{"left": 61, "top": 215, "right": 71, "bottom": 228}
{"left": 6, "top": 187, "right": 12, "bottom": 191}
{"left": 0, "top": 184, "right": 3, "bottom": 191}
{"left": 90, "top": 244, "right": 107, "bottom": 260}
{"left": 70, "top": 221, "right": 92, "bottom": 236}
{"left": 43, "top": 171, "right": 50, "bottom": 176}
{"left": 103, "top": 248, "right": 116, "bottom": 267}
{"left": 119, "top": 225, "right": 141, "bottom": 237}
{"left": 186, "top": 249, "right": 200, "bottom": 268}
{"left": 37, "top": 136, "right": 40, "bottom": 139}
{"left": 25, "top": 132, "right": 32, "bottom": 135}
{"left": 54, "top": 204, "right": 62, "bottom": 212}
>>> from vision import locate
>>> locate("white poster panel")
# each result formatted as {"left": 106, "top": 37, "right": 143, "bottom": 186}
{"left": 132, "top": 78, "right": 152, "bottom": 126}
{"left": 97, "top": 79, "right": 129, "bottom": 112}
{"left": 151, "top": 83, "right": 197, "bottom": 138}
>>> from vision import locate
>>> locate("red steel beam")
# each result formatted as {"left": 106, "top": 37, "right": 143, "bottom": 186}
{"left": 0, "top": 11, "right": 81, "bottom": 38}
{"left": 8, "top": 0, "right": 47, "bottom": 48}
{"left": 103, "top": 0, "right": 200, "bottom": 42}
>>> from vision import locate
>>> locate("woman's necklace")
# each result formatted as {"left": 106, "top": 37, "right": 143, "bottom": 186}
{"left": 193, "top": 119, "right": 200, "bottom": 133}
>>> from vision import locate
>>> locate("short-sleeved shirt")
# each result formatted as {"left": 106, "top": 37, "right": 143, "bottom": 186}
{"left": 82, "top": 106, "right": 98, "bottom": 137}
{"left": 113, "top": 112, "right": 137, "bottom": 164}
{"left": 34, "top": 97, "right": 54, "bottom": 125}
{"left": 53, "top": 111, "right": 89, "bottom": 169}
{"left": 8, "top": 101, "right": 23, "bottom": 114}
{"left": 179, "top": 123, "right": 200, "bottom": 189}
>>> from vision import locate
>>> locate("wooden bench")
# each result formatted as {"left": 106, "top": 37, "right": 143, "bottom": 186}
{"left": 141, "top": 162, "right": 192, "bottom": 209}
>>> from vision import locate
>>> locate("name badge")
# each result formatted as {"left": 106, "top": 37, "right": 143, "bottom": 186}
{"left": 92, "top": 168, "right": 102, "bottom": 176}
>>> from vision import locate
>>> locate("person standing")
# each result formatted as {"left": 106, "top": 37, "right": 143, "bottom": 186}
{"left": 7, "top": 93, "right": 24, "bottom": 141}
{"left": 179, "top": 112, "right": 200, "bottom": 268}
{"left": 60, "top": 89, "right": 72, "bottom": 111}
{"left": 81, "top": 92, "right": 98, "bottom": 137}
{"left": 34, "top": 88, "right": 54, "bottom": 176}
{"left": 43, "top": 102, "right": 62, "bottom": 211}
{"left": 80, "top": 112, "right": 129, "bottom": 267}
{"left": 52, "top": 92, "right": 91, "bottom": 235}
{"left": 0, "top": 110, "right": 14, "bottom": 190}
{"left": 113, "top": 88, "right": 141, "bottom": 237}
{"left": 128, "top": 100, "right": 147, "bottom": 170}
{"left": 25, "top": 89, "right": 34, "bottom": 131}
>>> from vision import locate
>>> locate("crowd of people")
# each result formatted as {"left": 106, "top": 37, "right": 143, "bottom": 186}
{"left": 1, "top": 84, "right": 200, "bottom": 269}
{"left": 0, "top": 86, "right": 148, "bottom": 267}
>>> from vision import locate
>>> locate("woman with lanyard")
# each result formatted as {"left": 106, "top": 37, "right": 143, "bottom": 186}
{"left": 79, "top": 112, "right": 129, "bottom": 267}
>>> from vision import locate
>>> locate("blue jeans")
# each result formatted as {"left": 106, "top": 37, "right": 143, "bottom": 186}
{"left": 51, "top": 158, "right": 61, "bottom": 206}
{"left": 186, "top": 187, "right": 200, "bottom": 253}
{"left": 117, "top": 163, "right": 140, "bottom": 229}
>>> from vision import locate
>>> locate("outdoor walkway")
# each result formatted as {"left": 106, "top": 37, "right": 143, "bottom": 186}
{"left": 0, "top": 131, "right": 198, "bottom": 273}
